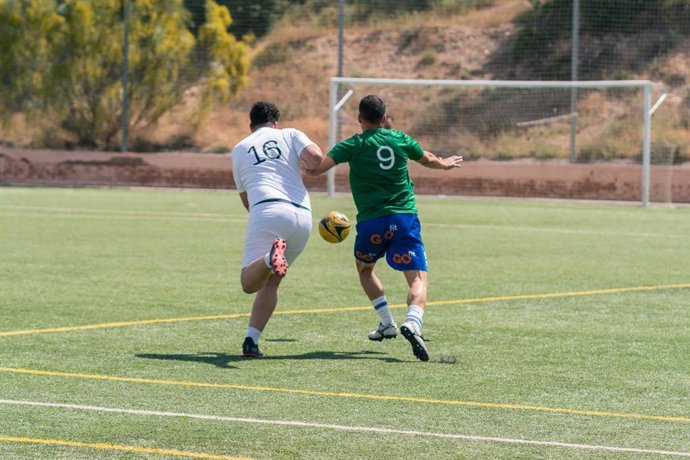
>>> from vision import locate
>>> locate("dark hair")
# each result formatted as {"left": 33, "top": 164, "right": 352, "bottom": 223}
{"left": 249, "top": 101, "right": 280, "bottom": 127}
{"left": 359, "top": 95, "right": 386, "bottom": 124}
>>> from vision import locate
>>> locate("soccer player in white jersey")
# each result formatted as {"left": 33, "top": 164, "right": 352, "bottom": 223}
{"left": 231, "top": 101, "right": 323, "bottom": 357}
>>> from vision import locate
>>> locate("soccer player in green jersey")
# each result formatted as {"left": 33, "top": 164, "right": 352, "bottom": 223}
{"left": 306, "top": 95, "right": 463, "bottom": 361}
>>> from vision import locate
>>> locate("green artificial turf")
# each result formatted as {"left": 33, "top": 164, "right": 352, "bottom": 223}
{"left": 1, "top": 186, "right": 688, "bottom": 459}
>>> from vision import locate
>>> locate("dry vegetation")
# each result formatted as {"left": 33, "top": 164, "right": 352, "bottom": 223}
{"left": 176, "top": 0, "right": 687, "bottom": 163}
{"left": 183, "top": 0, "right": 534, "bottom": 153}
{"left": 3, "top": 0, "right": 689, "bottom": 163}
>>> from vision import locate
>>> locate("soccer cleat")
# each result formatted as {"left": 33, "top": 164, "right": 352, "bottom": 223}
{"left": 400, "top": 322, "right": 429, "bottom": 362}
{"left": 242, "top": 337, "right": 264, "bottom": 358}
{"left": 269, "top": 238, "right": 288, "bottom": 278}
{"left": 368, "top": 322, "right": 398, "bottom": 341}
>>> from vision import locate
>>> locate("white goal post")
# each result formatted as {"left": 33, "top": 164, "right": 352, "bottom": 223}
{"left": 328, "top": 77, "right": 666, "bottom": 207}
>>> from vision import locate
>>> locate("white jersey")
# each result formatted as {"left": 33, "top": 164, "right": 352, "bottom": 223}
{"left": 231, "top": 127, "right": 314, "bottom": 211}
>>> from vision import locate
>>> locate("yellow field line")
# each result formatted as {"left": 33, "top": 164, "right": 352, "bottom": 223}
{"left": 1, "top": 367, "right": 688, "bottom": 424}
{"left": 0, "top": 313, "right": 250, "bottom": 337}
{"left": 1, "top": 283, "right": 688, "bottom": 338}
{"left": 0, "top": 435, "right": 250, "bottom": 459}
{"left": 424, "top": 283, "right": 690, "bottom": 307}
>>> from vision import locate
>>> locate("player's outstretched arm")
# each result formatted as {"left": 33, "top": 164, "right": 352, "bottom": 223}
{"left": 304, "top": 155, "right": 336, "bottom": 176}
{"left": 417, "top": 150, "right": 463, "bottom": 170}
{"left": 300, "top": 144, "right": 324, "bottom": 172}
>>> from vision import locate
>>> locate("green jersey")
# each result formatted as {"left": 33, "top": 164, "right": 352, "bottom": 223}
{"left": 328, "top": 128, "right": 424, "bottom": 222}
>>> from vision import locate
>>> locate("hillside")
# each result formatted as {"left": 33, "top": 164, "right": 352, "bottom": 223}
{"left": 157, "top": 0, "right": 688, "bottom": 164}
{"left": 4, "top": 0, "right": 686, "bottom": 162}
{"left": 158, "top": 0, "right": 531, "bottom": 152}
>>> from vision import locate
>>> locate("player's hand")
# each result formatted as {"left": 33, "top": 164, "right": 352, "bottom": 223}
{"left": 302, "top": 164, "right": 318, "bottom": 176}
{"left": 300, "top": 160, "right": 311, "bottom": 175}
{"left": 443, "top": 155, "right": 463, "bottom": 170}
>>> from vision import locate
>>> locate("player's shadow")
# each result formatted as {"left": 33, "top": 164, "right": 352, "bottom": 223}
{"left": 136, "top": 350, "right": 403, "bottom": 369}
{"left": 135, "top": 352, "right": 241, "bottom": 369}
{"left": 266, "top": 350, "right": 403, "bottom": 363}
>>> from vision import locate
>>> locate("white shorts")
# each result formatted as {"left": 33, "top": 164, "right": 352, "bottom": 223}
{"left": 241, "top": 202, "right": 312, "bottom": 268}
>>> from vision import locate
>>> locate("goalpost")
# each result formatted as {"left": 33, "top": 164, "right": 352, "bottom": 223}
{"left": 328, "top": 77, "right": 669, "bottom": 207}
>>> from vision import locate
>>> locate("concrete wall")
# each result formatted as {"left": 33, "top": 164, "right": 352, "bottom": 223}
{"left": 1, "top": 147, "right": 688, "bottom": 203}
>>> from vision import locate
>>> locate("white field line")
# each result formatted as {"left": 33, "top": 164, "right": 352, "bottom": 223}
{"left": 0, "top": 211, "right": 244, "bottom": 224}
{"left": 423, "top": 221, "right": 686, "bottom": 239}
{"left": 0, "top": 205, "right": 239, "bottom": 219}
{"left": 1, "top": 399, "right": 689, "bottom": 457}
{"left": 0, "top": 205, "right": 685, "bottom": 239}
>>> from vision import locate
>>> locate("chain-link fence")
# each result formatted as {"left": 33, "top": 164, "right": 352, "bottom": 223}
{"left": 1, "top": 0, "right": 689, "bottom": 201}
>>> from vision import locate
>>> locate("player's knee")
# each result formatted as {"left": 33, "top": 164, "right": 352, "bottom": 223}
{"left": 240, "top": 272, "right": 259, "bottom": 294}
{"left": 356, "top": 260, "right": 375, "bottom": 276}
{"left": 414, "top": 276, "right": 429, "bottom": 290}
{"left": 406, "top": 270, "right": 428, "bottom": 288}
{"left": 241, "top": 281, "right": 257, "bottom": 294}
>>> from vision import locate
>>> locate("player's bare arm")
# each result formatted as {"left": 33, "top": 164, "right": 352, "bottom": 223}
{"left": 305, "top": 155, "right": 336, "bottom": 176}
{"left": 417, "top": 150, "right": 463, "bottom": 170}
{"left": 300, "top": 143, "right": 324, "bottom": 173}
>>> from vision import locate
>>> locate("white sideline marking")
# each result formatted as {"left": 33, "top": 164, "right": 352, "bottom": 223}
{"left": 0, "top": 205, "right": 240, "bottom": 218}
{"left": 0, "top": 210, "right": 244, "bottom": 224}
{"left": 1, "top": 205, "right": 686, "bottom": 239}
{"left": 424, "top": 221, "right": 686, "bottom": 239}
{"left": 1, "top": 399, "right": 688, "bottom": 457}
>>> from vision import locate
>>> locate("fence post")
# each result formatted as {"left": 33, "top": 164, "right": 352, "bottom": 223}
{"left": 329, "top": 0, "right": 345, "bottom": 195}
{"left": 569, "top": 0, "right": 580, "bottom": 163}
{"left": 642, "top": 83, "right": 651, "bottom": 207}
{"left": 327, "top": 80, "right": 337, "bottom": 196}
{"left": 120, "top": 0, "right": 130, "bottom": 152}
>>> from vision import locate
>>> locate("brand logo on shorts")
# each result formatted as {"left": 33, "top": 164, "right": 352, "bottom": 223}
{"left": 385, "top": 225, "right": 397, "bottom": 240}
{"left": 356, "top": 251, "right": 376, "bottom": 262}
{"left": 392, "top": 253, "right": 413, "bottom": 265}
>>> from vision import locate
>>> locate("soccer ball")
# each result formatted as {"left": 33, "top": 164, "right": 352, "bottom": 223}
{"left": 318, "top": 211, "right": 351, "bottom": 243}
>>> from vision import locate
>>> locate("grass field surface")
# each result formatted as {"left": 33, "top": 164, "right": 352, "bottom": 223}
{"left": 1, "top": 186, "right": 689, "bottom": 459}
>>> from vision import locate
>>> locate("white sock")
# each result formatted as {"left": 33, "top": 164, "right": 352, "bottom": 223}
{"left": 372, "top": 295, "right": 394, "bottom": 326}
{"left": 404, "top": 304, "right": 424, "bottom": 333}
{"left": 263, "top": 252, "right": 272, "bottom": 268}
{"left": 246, "top": 326, "right": 261, "bottom": 344}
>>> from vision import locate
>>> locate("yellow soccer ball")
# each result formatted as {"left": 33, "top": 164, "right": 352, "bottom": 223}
{"left": 318, "top": 211, "right": 351, "bottom": 243}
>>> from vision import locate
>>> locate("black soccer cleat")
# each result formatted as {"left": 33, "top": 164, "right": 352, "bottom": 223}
{"left": 400, "top": 324, "right": 429, "bottom": 362}
{"left": 242, "top": 337, "right": 264, "bottom": 358}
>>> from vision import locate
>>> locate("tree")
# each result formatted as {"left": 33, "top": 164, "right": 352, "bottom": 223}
{"left": 0, "top": 0, "right": 250, "bottom": 149}
{"left": 0, "top": 0, "right": 64, "bottom": 116}
{"left": 184, "top": 0, "right": 289, "bottom": 40}
{"left": 197, "top": 1, "right": 250, "bottom": 104}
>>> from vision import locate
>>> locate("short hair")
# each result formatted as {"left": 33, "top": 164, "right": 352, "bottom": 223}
{"left": 359, "top": 95, "right": 386, "bottom": 124}
{"left": 249, "top": 101, "right": 280, "bottom": 127}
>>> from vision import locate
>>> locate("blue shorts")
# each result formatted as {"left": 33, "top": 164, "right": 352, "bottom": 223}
{"left": 354, "top": 213, "right": 428, "bottom": 271}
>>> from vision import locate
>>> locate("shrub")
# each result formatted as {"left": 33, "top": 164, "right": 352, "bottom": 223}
{"left": 0, "top": 0, "right": 250, "bottom": 149}
{"left": 417, "top": 49, "right": 437, "bottom": 67}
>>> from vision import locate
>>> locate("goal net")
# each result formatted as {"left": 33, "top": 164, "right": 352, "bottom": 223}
{"left": 328, "top": 77, "right": 681, "bottom": 206}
